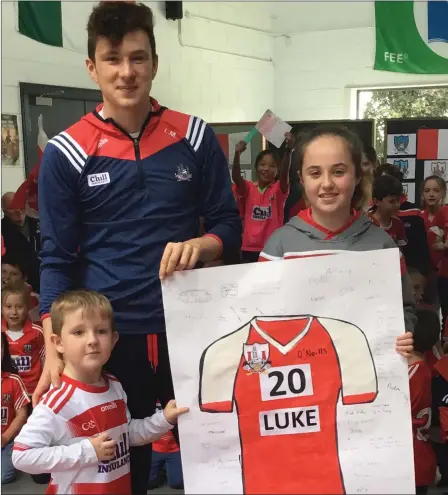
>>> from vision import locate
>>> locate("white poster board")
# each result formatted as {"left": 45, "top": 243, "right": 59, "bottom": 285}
{"left": 162, "top": 250, "right": 415, "bottom": 494}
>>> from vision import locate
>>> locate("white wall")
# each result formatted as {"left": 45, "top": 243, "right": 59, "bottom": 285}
{"left": 1, "top": 1, "right": 275, "bottom": 194}
{"left": 273, "top": 2, "right": 448, "bottom": 121}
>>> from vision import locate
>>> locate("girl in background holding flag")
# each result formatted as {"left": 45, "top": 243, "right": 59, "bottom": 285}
{"left": 232, "top": 133, "right": 293, "bottom": 263}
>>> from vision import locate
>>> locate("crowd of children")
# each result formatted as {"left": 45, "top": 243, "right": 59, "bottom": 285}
{"left": 2, "top": 122, "right": 448, "bottom": 493}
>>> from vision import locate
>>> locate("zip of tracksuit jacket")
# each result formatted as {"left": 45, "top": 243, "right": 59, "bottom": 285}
{"left": 38, "top": 100, "right": 242, "bottom": 335}
{"left": 259, "top": 213, "right": 417, "bottom": 334}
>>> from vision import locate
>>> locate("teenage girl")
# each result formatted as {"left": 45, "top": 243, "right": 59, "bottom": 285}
{"left": 421, "top": 176, "right": 447, "bottom": 309}
{"left": 232, "top": 133, "right": 294, "bottom": 263}
{"left": 260, "top": 125, "right": 415, "bottom": 355}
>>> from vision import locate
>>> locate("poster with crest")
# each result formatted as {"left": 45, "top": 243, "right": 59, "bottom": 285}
{"left": 162, "top": 250, "right": 415, "bottom": 494}
{"left": 386, "top": 134, "right": 416, "bottom": 156}
{"left": 424, "top": 160, "right": 448, "bottom": 181}
{"left": 387, "top": 158, "right": 416, "bottom": 180}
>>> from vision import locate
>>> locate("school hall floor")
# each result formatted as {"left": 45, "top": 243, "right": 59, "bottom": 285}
{"left": 3, "top": 473, "right": 448, "bottom": 495}
{"left": 2, "top": 472, "right": 182, "bottom": 494}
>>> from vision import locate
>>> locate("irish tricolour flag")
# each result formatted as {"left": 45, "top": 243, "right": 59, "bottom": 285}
{"left": 417, "top": 129, "right": 448, "bottom": 160}
{"left": 18, "top": 1, "right": 135, "bottom": 51}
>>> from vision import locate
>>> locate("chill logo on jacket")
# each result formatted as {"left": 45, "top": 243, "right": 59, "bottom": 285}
{"left": 12, "top": 355, "right": 31, "bottom": 373}
{"left": 97, "top": 431, "right": 130, "bottom": 474}
{"left": 252, "top": 204, "right": 272, "bottom": 221}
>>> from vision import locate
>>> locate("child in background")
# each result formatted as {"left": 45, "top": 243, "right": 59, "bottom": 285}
{"left": 408, "top": 307, "right": 439, "bottom": 495}
{"left": 260, "top": 125, "right": 415, "bottom": 351}
{"left": 2, "top": 283, "right": 44, "bottom": 398}
{"left": 13, "top": 290, "right": 188, "bottom": 495}
{"left": 369, "top": 174, "right": 407, "bottom": 249}
{"left": 421, "top": 176, "right": 446, "bottom": 308}
{"left": 1, "top": 332, "right": 29, "bottom": 484}
{"left": 432, "top": 203, "right": 448, "bottom": 328}
{"left": 2, "top": 254, "right": 40, "bottom": 323}
{"left": 232, "top": 133, "right": 293, "bottom": 263}
{"left": 148, "top": 401, "right": 183, "bottom": 490}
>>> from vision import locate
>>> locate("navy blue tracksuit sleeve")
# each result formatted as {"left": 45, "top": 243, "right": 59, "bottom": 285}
{"left": 197, "top": 125, "right": 242, "bottom": 252}
{"left": 38, "top": 144, "right": 81, "bottom": 316}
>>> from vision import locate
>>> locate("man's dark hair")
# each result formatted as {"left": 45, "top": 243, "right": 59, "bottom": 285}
{"left": 87, "top": 2, "right": 157, "bottom": 61}
{"left": 372, "top": 174, "right": 402, "bottom": 201}
{"left": 413, "top": 307, "right": 440, "bottom": 354}
{"left": 373, "top": 163, "right": 404, "bottom": 182}
{"left": 363, "top": 144, "right": 377, "bottom": 165}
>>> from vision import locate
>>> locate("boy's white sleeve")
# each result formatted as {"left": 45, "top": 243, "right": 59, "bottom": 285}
{"left": 123, "top": 388, "right": 173, "bottom": 446}
{"left": 12, "top": 405, "right": 98, "bottom": 474}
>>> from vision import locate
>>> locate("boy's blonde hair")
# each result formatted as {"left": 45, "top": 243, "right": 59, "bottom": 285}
{"left": 51, "top": 290, "right": 114, "bottom": 336}
{"left": 1, "top": 282, "right": 29, "bottom": 307}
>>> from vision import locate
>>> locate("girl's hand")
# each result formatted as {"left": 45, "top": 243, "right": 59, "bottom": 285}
{"left": 395, "top": 332, "right": 413, "bottom": 358}
{"left": 235, "top": 141, "right": 247, "bottom": 155}
{"left": 285, "top": 132, "right": 296, "bottom": 150}
{"left": 163, "top": 400, "right": 189, "bottom": 425}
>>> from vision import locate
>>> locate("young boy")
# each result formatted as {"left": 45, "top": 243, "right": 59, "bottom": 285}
{"left": 2, "top": 254, "right": 40, "bottom": 323}
{"left": 2, "top": 284, "right": 45, "bottom": 397}
{"left": 369, "top": 175, "right": 407, "bottom": 249}
{"left": 12, "top": 290, "right": 188, "bottom": 495}
{"left": 408, "top": 307, "right": 440, "bottom": 495}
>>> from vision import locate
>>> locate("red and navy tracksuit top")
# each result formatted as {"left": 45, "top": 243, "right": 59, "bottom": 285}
{"left": 38, "top": 99, "right": 242, "bottom": 334}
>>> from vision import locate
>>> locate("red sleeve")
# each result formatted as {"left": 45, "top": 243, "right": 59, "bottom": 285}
{"left": 397, "top": 218, "right": 407, "bottom": 243}
{"left": 234, "top": 179, "right": 250, "bottom": 198}
{"left": 272, "top": 179, "right": 289, "bottom": 201}
{"left": 434, "top": 208, "right": 447, "bottom": 234}
{"left": 12, "top": 376, "right": 30, "bottom": 410}
{"left": 409, "top": 365, "right": 426, "bottom": 415}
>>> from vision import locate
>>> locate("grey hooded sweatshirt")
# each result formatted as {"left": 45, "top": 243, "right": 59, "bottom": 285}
{"left": 260, "top": 212, "right": 416, "bottom": 333}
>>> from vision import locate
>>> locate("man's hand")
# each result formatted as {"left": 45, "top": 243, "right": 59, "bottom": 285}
{"left": 89, "top": 432, "right": 117, "bottom": 462}
{"left": 32, "top": 353, "right": 65, "bottom": 407}
{"left": 159, "top": 241, "right": 202, "bottom": 280}
{"left": 163, "top": 400, "right": 189, "bottom": 425}
{"left": 395, "top": 332, "right": 414, "bottom": 358}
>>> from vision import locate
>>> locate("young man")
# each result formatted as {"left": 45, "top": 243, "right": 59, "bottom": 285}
{"left": 369, "top": 174, "right": 407, "bottom": 249}
{"left": 34, "top": 2, "right": 241, "bottom": 493}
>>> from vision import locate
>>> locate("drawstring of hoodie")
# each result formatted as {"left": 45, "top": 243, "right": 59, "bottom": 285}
{"left": 147, "top": 334, "right": 159, "bottom": 371}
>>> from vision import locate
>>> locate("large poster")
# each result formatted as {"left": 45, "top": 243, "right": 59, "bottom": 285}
{"left": 162, "top": 250, "right": 415, "bottom": 494}
{"left": 1, "top": 114, "right": 20, "bottom": 166}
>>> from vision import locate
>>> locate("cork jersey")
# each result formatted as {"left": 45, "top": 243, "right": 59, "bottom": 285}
{"left": 4, "top": 320, "right": 45, "bottom": 394}
{"left": 12, "top": 374, "right": 172, "bottom": 495}
{"left": 1, "top": 371, "right": 29, "bottom": 434}
{"left": 199, "top": 316, "right": 378, "bottom": 494}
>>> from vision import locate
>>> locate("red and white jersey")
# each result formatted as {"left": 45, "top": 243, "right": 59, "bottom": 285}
{"left": 199, "top": 316, "right": 377, "bottom": 494}
{"left": 368, "top": 214, "right": 407, "bottom": 248}
{"left": 4, "top": 320, "right": 45, "bottom": 395}
{"left": 1, "top": 371, "right": 29, "bottom": 434}
{"left": 421, "top": 208, "right": 444, "bottom": 270}
{"left": 237, "top": 180, "right": 288, "bottom": 252}
{"left": 12, "top": 374, "right": 172, "bottom": 495}
{"left": 434, "top": 206, "right": 448, "bottom": 278}
{"left": 408, "top": 361, "right": 436, "bottom": 486}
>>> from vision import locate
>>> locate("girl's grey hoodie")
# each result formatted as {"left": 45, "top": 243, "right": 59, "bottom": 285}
{"left": 260, "top": 213, "right": 417, "bottom": 333}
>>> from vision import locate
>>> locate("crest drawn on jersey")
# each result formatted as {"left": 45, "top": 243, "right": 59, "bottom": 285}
{"left": 243, "top": 343, "right": 271, "bottom": 373}
{"left": 3, "top": 394, "right": 11, "bottom": 404}
{"left": 24, "top": 344, "right": 32, "bottom": 353}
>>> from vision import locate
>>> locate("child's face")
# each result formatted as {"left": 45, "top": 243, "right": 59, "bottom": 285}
{"left": 2, "top": 264, "right": 25, "bottom": 287}
{"left": 256, "top": 154, "right": 278, "bottom": 186}
{"left": 374, "top": 195, "right": 400, "bottom": 217}
{"left": 423, "top": 179, "right": 444, "bottom": 209}
{"left": 409, "top": 272, "right": 426, "bottom": 303}
{"left": 300, "top": 136, "right": 358, "bottom": 217}
{"left": 53, "top": 308, "right": 118, "bottom": 380}
{"left": 361, "top": 152, "right": 374, "bottom": 178}
{"left": 2, "top": 294, "right": 28, "bottom": 329}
